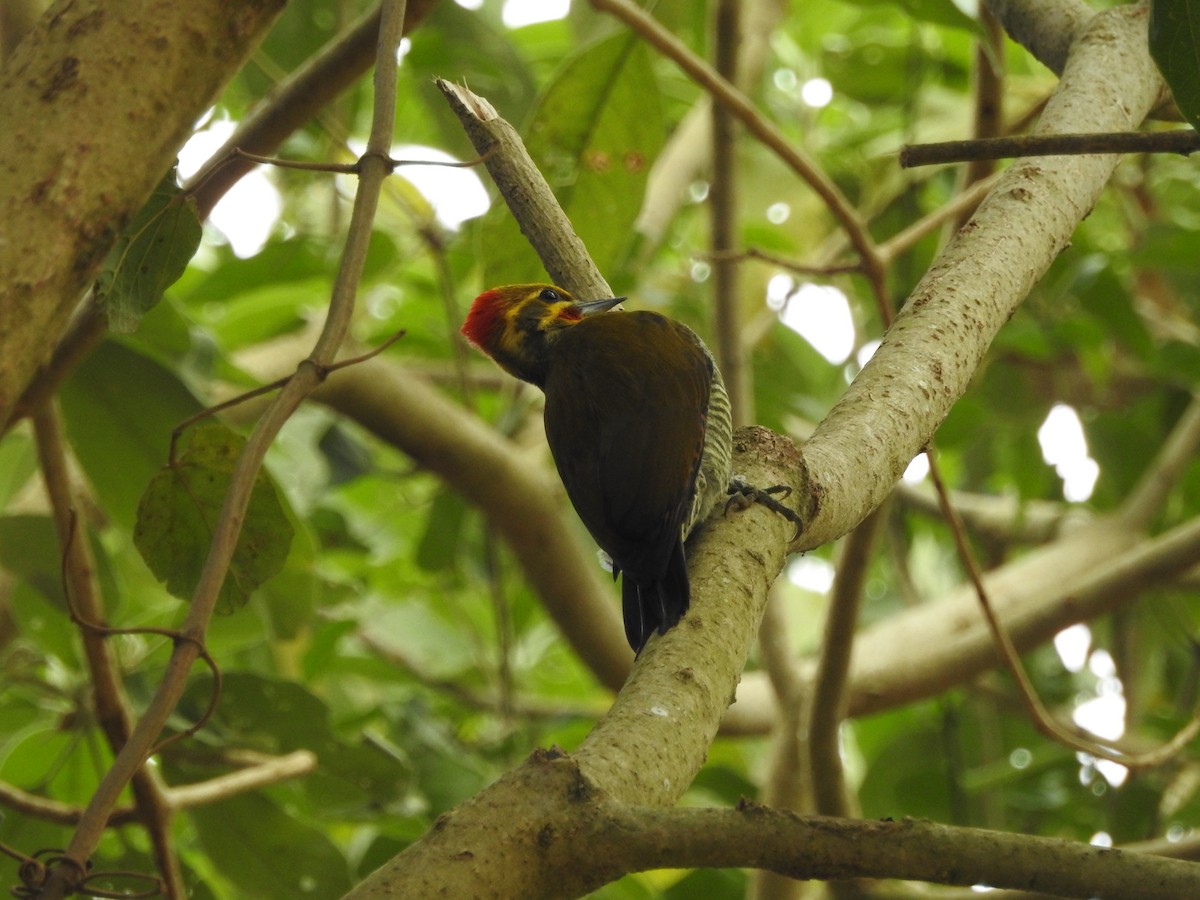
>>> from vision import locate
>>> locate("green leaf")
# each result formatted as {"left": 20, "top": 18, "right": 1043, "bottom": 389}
{"left": 843, "top": 0, "right": 978, "bottom": 32}
{"left": 0, "top": 431, "right": 37, "bottom": 509}
{"left": 60, "top": 341, "right": 204, "bottom": 530}
{"left": 1131, "top": 222, "right": 1200, "bottom": 272}
{"left": 415, "top": 488, "right": 468, "bottom": 571}
{"left": 1150, "top": 0, "right": 1200, "bottom": 130}
{"left": 483, "top": 34, "right": 666, "bottom": 285}
{"left": 0, "top": 515, "right": 70, "bottom": 609}
{"left": 96, "top": 167, "right": 202, "bottom": 333}
{"left": 190, "top": 792, "right": 352, "bottom": 900}
{"left": 133, "top": 422, "right": 293, "bottom": 611}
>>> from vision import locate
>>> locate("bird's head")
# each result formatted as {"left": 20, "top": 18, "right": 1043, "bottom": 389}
{"left": 461, "top": 284, "right": 624, "bottom": 385}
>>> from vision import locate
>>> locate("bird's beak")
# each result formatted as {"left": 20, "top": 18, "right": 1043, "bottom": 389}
{"left": 574, "top": 296, "right": 626, "bottom": 316}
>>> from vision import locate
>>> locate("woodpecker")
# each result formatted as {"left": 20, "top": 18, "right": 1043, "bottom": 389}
{"left": 462, "top": 284, "right": 733, "bottom": 653}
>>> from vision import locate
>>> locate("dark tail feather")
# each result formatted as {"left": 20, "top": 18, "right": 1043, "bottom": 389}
{"left": 620, "top": 540, "right": 691, "bottom": 654}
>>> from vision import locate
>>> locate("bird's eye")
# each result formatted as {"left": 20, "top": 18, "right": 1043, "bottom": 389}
{"left": 539, "top": 288, "right": 560, "bottom": 303}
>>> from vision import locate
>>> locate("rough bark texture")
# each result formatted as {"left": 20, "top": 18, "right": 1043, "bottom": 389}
{"left": 0, "top": 0, "right": 285, "bottom": 427}
{"left": 796, "top": 3, "right": 1164, "bottom": 547}
{"left": 345, "top": 4, "right": 1179, "bottom": 897}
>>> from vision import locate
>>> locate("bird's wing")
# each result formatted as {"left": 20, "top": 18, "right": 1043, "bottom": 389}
{"left": 544, "top": 312, "right": 711, "bottom": 582}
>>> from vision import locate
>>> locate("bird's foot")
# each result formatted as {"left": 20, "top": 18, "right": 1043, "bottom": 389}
{"left": 724, "top": 475, "right": 804, "bottom": 540}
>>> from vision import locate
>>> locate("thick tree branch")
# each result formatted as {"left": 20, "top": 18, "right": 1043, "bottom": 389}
{"left": 4, "top": 2, "right": 438, "bottom": 434}
{"left": 347, "top": 752, "right": 1200, "bottom": 899}
{"left": 797, "top": 3, "right": 1163, "bottom": 548}
{"left": 727, "top": 512, "right": 1200, "bottom": 733}
{"left": 985, "top": 0, "right": 1101, "bottom": 76}
{"left": 0, "top": 0, "right": 285, "bottom": 429}
{"left": 350, "top": 4, "right": 1185, "bottom": 895}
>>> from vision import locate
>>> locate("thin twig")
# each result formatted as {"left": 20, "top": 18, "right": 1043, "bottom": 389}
{"left": 55, "top": 512, "right": 226, "bottom": 759}
{"left": 202, "top": 145, "right": 497, "bottom": 177}
{"left": 32, "top": 404, "right": 186, "bottom": 898}
{"left": 0, "top": 750, "right": 315, "bottom": 827}
{"left": 705, "top": 174, "right": 999, "bottom": 282}
{"left": 168, "top": 328, "right": 405, "bottom": 461}
{"left": 588, "top": 0, "right": 890, "bottom": 318}
{"left": 166, "top": 750, "right": 317, "bottom": 808}
{"left": 36, "top": 3, "right": 411, "bottom": 895}
{"left": 901, "top": 128, "right": 1200, "bottom": 167}
{"left": 808, "top": 506, "right": 885, "bottom": 819}
{"left": 927, "top": 451, "right": 1200, "bottom": 770}
{"left": 751, "top": 587, "right": 811, "bottom": 900}
{"left": 435, "top": 79, "right": 614, "bottom": 301}
{"left": 185, "top": 0, "right": 438, "bottom": 218}
{"left": 0, "top": 782, "right": 138, "bottom": 827}
{"left": 710, "top": 0, "right": 750, "bottom": 427}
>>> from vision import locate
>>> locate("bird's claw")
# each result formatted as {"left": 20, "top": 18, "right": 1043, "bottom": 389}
{"left": 724, "top": 477, "right": 804, "bottom": 540}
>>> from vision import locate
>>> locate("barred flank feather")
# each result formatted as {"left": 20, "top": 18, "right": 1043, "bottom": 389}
{"left": 682, "top": 359, "right": 733, "bottom": 540}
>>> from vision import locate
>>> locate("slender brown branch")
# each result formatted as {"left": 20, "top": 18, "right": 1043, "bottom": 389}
{"left": 0, "top": 781, "right": 138, "bottom": 828}
{"left": 901, "top": 129, "right": 1200, "bottom": 167}
{"left": 436, "top": 80, "right": 614, "bottom": 302}
{"left": 927, "top": 452, "right": 1200, "bottom": 770}
{"left": 963, "top": 5, "right": 1005, "bottom": 194}
{"left": 750, "top": 588, "right": 811, "bottom": 900}
{"left": 588, "top": 0, "right": 889, "bottom": 316}
{"left": 710, "top": 0, "right": 750, "bottom": 427}
{"left": 32, "top": 403, "right": 185, "bottom": 897}
{"left": 36, "top": 4, "right": 411, "bottom": 896}
{"left": 757, "top": 590, "right": 808, "bottom": 810}
{"left": 809, "top": 507, "right": 885, "bottom": 819}
{"left": 166, "top": 750, "right": 317, "bottom": 809}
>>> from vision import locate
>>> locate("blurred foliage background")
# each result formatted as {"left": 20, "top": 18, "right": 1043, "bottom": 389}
{"left": 2, "top": 0, "right": 1200, "bottom": 897}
